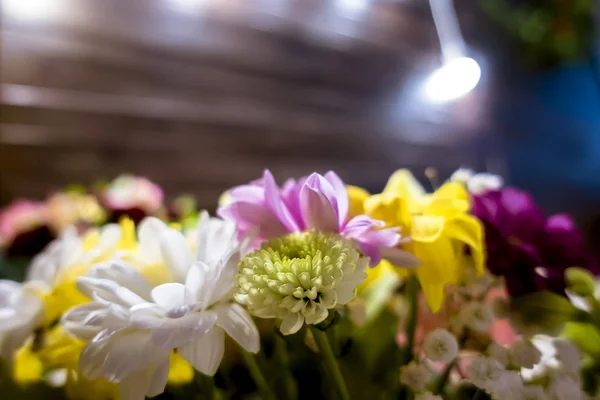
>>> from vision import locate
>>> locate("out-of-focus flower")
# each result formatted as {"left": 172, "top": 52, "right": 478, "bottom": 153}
{"left": 0, "top": 199, "right": 54, "bottom": 257}
{"left": 415, "top": 392, "right": 442, "bottom": 400}
{"left": 553, "top": 340, "right": 581, "bottom": 374}
{"left": 450, "top": 168, "right": 503, "bottom": 195}
{"left": 102, "top": 175, "right": 164, "bottom": 223}
{"left": 64, "top": 213, "right": 259, "bottom": 399}
{"left": 358, "top": 169, "right": 484, "bottom": 312}
{"left": 0, "top": 280, "right": 44, "bottom": 363}
{"left": 459, "top": 302, "right": 494, "bottom": 332}
{"left": 12, "top": 340, "right": 43, "bottom": 384}
{"left": 400, "top": 361, "right": 430, "bottom": 392}
{"left": 46, "top": 192, "right": 106, "bottom": 233}
{"left": 487, "top": 343, "right": 509, "bottom": 367}
{"left": 546, "top": 375, "right": 583, "bottom": 400}
{"left": 466, "top": 356, "right": 504, "bottom": 393}
{"left": 236, "top": 231, "right": 367, "bottom": 335}
{"left": 522, "top": 385, "right": 548, "bottom": 400}
{"left": 509, "top": 339, "right": 542, "bottom": 369}
{"left": 422, "top": 329, "right": 459, "bottom": 363}
{"left": 489, "top": 371, "right": 524, "bottom": 400}
{"left": 218, "top": 170, "right": 418, "bottom": 267}
{"left": 472, "top": 188, "right": 598, "bottom": 298}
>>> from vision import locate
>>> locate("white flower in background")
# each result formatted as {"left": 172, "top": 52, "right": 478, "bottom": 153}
{"left": 547, "top": 375, "right": 583, "bottom": 400}
{"left": 522, "top": 385, "right": 548, "bottom": 400}
{"left": 459, "top": 302, "right": 493, "bottom": 332}
{"left": 466, "top": 356, "right": 504, "bottom": 393}
{"left": 449, "top": 168, "right": 504, "bottom": 195}
{"left": 422, "top": 329, "right": 459, "bottom": 363}
{"left": 27, "top": 224, "right": 122, "bottom": 289}
{"left": 553, "top": 340, "right": 581, "bottom": 375}
{"left": 415, "top": 392, "right": 442, "bottom": 400}
{"left": 487, "top": 343, "right": 509, "bottom": 368}
{"left": 0, "top": 280, "right": 44, "bottom": 363}
{"left": 489, "top": 371, "right": 524, "bottom": 400}
{"left": 400, "top": 361, "right": 430, "bottom": 392}
{"left": 64, "top": 214, "right": 259, "bottom": 400}
{"left": 236, "top": 231, "right": 368, "bottom": 335}
{"left": 509, "top": 339, "right": 542, "bottom": 369}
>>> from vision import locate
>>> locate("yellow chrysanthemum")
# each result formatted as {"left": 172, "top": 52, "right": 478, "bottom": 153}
{"left": 353, "top": 169, "right": 484, "bottom": 312}
{"left": 347, "top": 185, "right": 370, "bottom": 219}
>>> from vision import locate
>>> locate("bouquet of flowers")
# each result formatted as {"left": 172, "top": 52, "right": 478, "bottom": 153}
{"left": 0, "top": 168, "right": 598, "bottom": 400}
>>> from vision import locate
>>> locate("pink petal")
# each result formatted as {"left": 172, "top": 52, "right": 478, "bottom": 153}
{"left": 324, "top": 171, "right": 349, "bottom": 226}
{"left": 262, "top": 170, "right": 301, "bottom": 232}
{"left": 299, "top": 184, "right": 339, "bottom": 232}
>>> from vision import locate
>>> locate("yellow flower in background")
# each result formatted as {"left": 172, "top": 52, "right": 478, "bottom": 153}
{"left": 347, "top": 185, "right": 370, "bottom": 218}
{"left": 353, "top": 169, "right": 484, "bottom": 312}
{"left": 13, "top": 341, "right": 43, "bottom": 385}
{"left": 167, "top": 353, "right": 194, "bottom": 385}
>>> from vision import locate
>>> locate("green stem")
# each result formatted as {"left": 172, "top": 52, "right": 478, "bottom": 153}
{"left": 432, "top": 358, "right": 457, "bottom": 394}
{"left": 401, "top": 273, "right": 419, "bottom": 365}
{"left": 193, "top": 373, "right": 220, "bottom": 400}
{"left": 310, "top": 326, "right": 350, "bottom": 400}
{"left": 240, "top": 348, "right": 277, "bottom": 400}
{"left": 274, "top": 334, "right": 297, "bottom": 400}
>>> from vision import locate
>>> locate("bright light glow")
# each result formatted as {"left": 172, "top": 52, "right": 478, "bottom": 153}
{"left": 168, "top": 0, "right": 208, "bottom": 11}
{"left": 336, "top": 0, "right": 369, "bottom": 17}
{"left": 2, "top": 0, "right": 61, "bottom": 21}
{"left": 424, "top": 57, "right": 481, "bottom": 103}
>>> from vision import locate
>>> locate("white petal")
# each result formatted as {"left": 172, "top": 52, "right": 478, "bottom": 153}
{"left": 335, "top": 282, "right": 357, "bottom": 305}
{"left": 195, "top": 212, "right": 238, "bottom": 264}
{"left": 77, "top": 277, "right": 147, "bottom": 308}
{"left": 103, "top": 330, "right": 170, "bottom": 382}
{"left": 179, "top": 326, "right": 225, "bottom": 376}
{"left": 184, "top": 263, "right": 205, "bottom": 304}
{"left": 138, "top": 217, "right": 169, "bottom": 263}
{"left": 89, "top": 261, "right": 152, "bottom": 301}
{"left": 79, "top": 330, "right": 115, "bottom": 379}
{"left": 118, "top": 366, "right": 152, "bottom": 400}
{"left": 320, "top": 290, "right": 338, "bottom": 308}
{"left": 151, "top": 283, "right": 186, "bottom": 309}
{"left": 280, "top": 313, "right": 304, "bottom": 335}
{"left": 216, "top": 304, "right": 259, "bottom": 353}
{"left": 146, "top": 358, "right": 170, "bottom": 397}
{"left": 159, "top": 229, "right": 194, "bottom": 282}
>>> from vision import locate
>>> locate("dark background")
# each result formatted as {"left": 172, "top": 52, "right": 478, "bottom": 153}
{"left": 1, "top": 0, "right": 599, "bottom": 219}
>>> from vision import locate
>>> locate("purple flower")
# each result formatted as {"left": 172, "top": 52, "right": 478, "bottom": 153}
{"left": 218, "top": 170, "right": 419, "bottom": 267}
{"left": 473, "top": 187, "right": 598, "bottom": 297}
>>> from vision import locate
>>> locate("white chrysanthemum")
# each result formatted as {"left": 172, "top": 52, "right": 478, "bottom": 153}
{"left": 553, "top": 340, "right": 581, "bottom": 374}
{"left": 487, "top": 343, "right": 509, "bottom": 368}
{"left": 400, "top": 362, "right": 430, "bottom": 392}
{"left": 547, "top": 375, "right": 583, "bottom": 400}
{"left": 466, "top": 356, "right": 504, "bottom": 393}
{"left": 459, "top": 302, "right": 493, "bottom": 332}
{"left": 0, "top": 280, "right": 44, "bottom": 363}
{"left": 422, "top": 329, "right": 459, "bottom": 363}
{"left": 235, "top": 231, "right": 368, "bottom": 335}
{"left": 509, "top": 339, "right": 542, "bottom": 369}
{"left": 522, "top": 385, "right": 548, "bottom": 400}
{"left": 64, "top": 213, "right": 259, "bottom": 400}
{"left": 415, "top": 392, "right": 442, "bottom": 400}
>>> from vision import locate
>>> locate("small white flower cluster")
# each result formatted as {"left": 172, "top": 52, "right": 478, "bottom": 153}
{"left": 468, "top": 336, "right": 585, "bottom": 400}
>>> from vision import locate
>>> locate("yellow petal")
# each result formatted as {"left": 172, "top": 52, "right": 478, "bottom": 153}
{"left": 410, "top": 215, "right": 446, "bottom": 243}
{"left": 118, "top": 217, "right": 137, "bottom": 250}
{"left": 433, "top": 182, "right": 470, "bottom": 203}
{"left": 364, "top": 195, "right": 406, "bottom": 227}
{"left": 346, "top": 185, "right": 370, "bottom": 218}
{"left": 413, "top": 238, "right": 457, "bottom": 312}
{"left": 445, "top": 215, "right": 485, "bottom": 276}
{"left": 382, "top": 169, "right": 425, "bottom": 198}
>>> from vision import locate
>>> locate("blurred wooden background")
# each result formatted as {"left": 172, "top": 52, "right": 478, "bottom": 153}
{"left": 0, "top": 0, "right": 504, "bottom": 210}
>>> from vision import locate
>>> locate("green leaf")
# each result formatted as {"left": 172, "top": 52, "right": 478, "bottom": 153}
{"left": 511, "top": 291, "right": 577, "bottom": 334}
{"left": 563, "top": 322, "right": 600, "bottom": 358}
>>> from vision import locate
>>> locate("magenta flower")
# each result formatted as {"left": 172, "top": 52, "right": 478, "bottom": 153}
{"left": 218, "top": 170, "right": 419, "bottom": 267}
{"left": 472, "top": 188, "right": 598, "bottom": 297}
